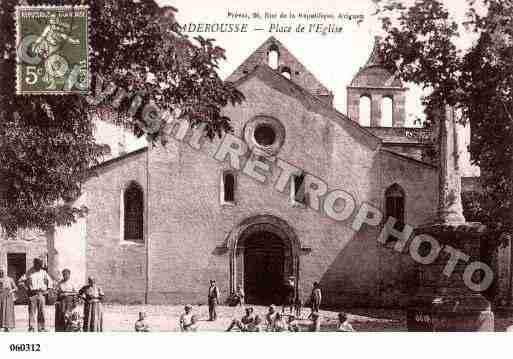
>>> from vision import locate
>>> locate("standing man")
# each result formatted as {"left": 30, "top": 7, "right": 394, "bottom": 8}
{"left": 311, "top": 282, "right": 322, "bottom": 313}
{"left": 282, "top": 276, "right": 295, "bottom": 314}
{"left": 207, "top": 280, "right": 219, "bottom": 321}
{"left": 19, "top": 258, "right": 52, "bottom": 332}
{"left": 234, "top": 284, "right": 245, "bottom": 306}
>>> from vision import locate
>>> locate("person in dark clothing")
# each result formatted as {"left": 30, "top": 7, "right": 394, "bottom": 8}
{"left": 207, "top": 280, "right": 219, "bottom": 321}
{"left": 282, "top": 276, "right": 295, "bottom": 314}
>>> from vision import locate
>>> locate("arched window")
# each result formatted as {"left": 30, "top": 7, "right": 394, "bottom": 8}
{"left": 291, "top": 172, "right": 305, "bottom": 205}
{"left": 124, "top": 182, "right": 144, "bottom": 242}
{"left": 223, "top": 172, "right": 235, "bottom": 203}
{"left": 268, "top": 44, "right": 279, "bottom": 70}
{"left": 385, "top": 184, "right": 405, "bottom": 227}
{"left": 382, "top": 97, "right": 393, "bottom": 127}
{"left": 359, "top": 95, "right": 371, "bottom": 126}
{"left": 281, "top": 66, "right": 291, "bottom": 79}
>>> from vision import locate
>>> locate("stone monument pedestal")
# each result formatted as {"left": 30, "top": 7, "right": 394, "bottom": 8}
{"left": 407, "top": 223, "right": 494, "bottom": 331}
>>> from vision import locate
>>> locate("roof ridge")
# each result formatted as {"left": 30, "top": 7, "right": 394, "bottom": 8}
{"left": 90, "top": 146, "right": 148, "bottom": 171}
{"left": 380, "top": 148, "right": 437, "bottom": 168}
{"left": 226, "top": 36, "right": 332, "bottom": 97}
{"left": 235, "top": 65, "right": 383, "bottom": 147}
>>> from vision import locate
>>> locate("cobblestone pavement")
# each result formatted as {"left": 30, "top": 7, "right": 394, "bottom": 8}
{"left": 5, "top": 304, "right": 513, "bottom": 332}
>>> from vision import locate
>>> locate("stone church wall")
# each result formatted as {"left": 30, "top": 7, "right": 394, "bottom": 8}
{"left": 84, "top": 149, "right": 149, "bottom": 303}
{"left": 138, "top": 75, "right": 438, "bottom": 307}
{"left": 73, "top": 72, "right": 439, "bottom": 307}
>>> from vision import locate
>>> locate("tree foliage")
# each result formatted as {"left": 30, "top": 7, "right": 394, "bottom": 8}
{"left": 0, "top": 0, "right": 244, "bottom": 235}
{"left": 461, "top": 1, "right": 513, "bottom": 235}
{"left": 375, "top": 0, "right": 513, "bottom": 236}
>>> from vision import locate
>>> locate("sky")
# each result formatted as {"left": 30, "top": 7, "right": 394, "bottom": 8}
{"left": 96, "top": 0, "right": 480, "bottom": 176}
{"left": 157, "top": 0, "right": 479, "bottom": 120}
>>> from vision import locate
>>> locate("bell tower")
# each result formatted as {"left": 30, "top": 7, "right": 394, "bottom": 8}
{"left": 347, "top": 36, "right": 407, "bottom": 127}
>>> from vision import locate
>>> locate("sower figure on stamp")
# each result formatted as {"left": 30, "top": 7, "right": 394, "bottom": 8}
{"left": 19, "top": 258, "right": 52, "bottom": 332}
{"left": 207, "top": 280, "right": 219, "bottom": 321}
{"left": 32, "top": 13, "right": 80, "bottom": 90}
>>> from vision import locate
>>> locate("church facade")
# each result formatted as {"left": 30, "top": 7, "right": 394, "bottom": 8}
{"left": 13, "top": 37, "right": 444, "bottom": 307}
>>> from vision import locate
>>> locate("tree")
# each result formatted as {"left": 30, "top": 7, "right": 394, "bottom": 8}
{"left": 461, "top": 1, "right": 513, "bottom": 236}
{"left": 375, "top": 0, "right": 513, "bottom": 238}
{"left": 0, "top": 0, "right": 244, "bottom": 235}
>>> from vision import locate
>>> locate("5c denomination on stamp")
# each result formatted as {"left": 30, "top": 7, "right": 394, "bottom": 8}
{"left": 15, "top": 5, "right": 89, "bottom": 95}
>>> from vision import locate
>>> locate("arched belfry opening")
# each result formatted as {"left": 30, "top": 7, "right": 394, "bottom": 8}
{"left": 382, "top": 96, "right": 393, "bottom": 127}
{"left": 359, "top": 95, "right": 371, "bottom": 127}
{"left": 347, "top": 36, "right": 407, "bottom": 127}
{"left": 268, "top": 44, "right": 280, "bottom": 70}
{"left": 280, "top": 66, "right": 292, "bottom": 79}
{"left": 227, "top": 215, "right": 300, "bottom": 305}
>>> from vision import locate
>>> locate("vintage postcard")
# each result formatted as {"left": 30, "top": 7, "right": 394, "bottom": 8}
{"left": 1, "top": 0, "right": 513, "bottom": 357}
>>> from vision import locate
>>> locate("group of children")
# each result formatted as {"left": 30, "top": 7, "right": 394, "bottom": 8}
{"left": 133, "top": 280, "right": 354, "bottom": 332}
{"left": 230, "top": 281, "right": 321, "bottom": 319}
{"left": 133, "top": 304, "right": 355, "bottom": 332}
{"left": 134, "top": 305, "right": 199, "bottom": 332}
{"left": 225, "top": 305, "right": 297, "bottom": 332}
{"left": 226, "top": 304, "right": 355, "bottom": 332}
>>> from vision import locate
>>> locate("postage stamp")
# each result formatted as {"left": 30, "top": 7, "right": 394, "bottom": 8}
{"left": 15, "top": 5, "right": 89, "bottom": 95}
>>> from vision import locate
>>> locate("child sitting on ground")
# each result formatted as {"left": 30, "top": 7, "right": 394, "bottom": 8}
{"left": 135, "top": 311, "right": 150, "bottom": 332}
{"left": 272, "top": 312, "right": 288, "bottom": 332}
{"left": 337, "top": 312, "right": 355, "bottom": 332}
{"left": 287, "top": 315, "right": 300, "bottom": 332}
{"left": 309, "top": 311, "right": 321, "bottom": 332}
{"left": 64, "top": 309, "right": 82, "bottom": 332}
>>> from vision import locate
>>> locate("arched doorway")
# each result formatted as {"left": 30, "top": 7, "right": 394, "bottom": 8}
{"left": 243, "top": 230, "right": 289, "bottom": 304}
{"left": 228, "top": 215, "right": 300, "bottom": 306}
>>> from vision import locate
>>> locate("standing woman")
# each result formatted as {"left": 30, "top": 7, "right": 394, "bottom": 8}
{"left": 55, "top": 269, "right": 77, "bottom": 332}
{"left": 310, "top": 282, "right": 322, "bottom": 313}
{"left": 79, "top": 277, "right": 104, "bottom": 332}
{"left": 0, "top": 268, "right": 17, "bottom": 332}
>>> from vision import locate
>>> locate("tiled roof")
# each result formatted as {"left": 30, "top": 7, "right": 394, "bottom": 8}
{"left": 366, "top": 127, "right": 432, "bottom": 144}
{"left": 349, "top": 36, "right": 404, "bottom": 89}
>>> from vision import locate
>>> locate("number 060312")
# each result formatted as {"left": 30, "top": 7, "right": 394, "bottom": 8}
{"left": 9, "top": 344, "right": 41, "bottom": 352}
